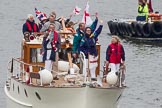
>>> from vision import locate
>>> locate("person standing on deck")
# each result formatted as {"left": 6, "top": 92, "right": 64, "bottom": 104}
{"left": 40, "top": 11, "right": 62, "bottom": 33}
{"left": 66, "top": 21, "right": 76, "bottom": 34}
{"left": 22, "top": 14, "right": 39, "bottom": 35}
{"left": 72, "top": 13, "right": 99, "bottom": 59}
{"left": 105, "top": 36, "right": 125, "bottom": 75}
{"left": 42, "top": 23, "right": 61, "bottom": 73}
{"left": 79, "top": 20, "right": 103, "bottom": 80}
{"left": 40, "top": 11, "right": 62, "bottom": 73}
{"left": 38, "top": 16, "right": 48, "bottom": 30}
{"left": 136, "top": 0, "right": 149, "bottom": 21}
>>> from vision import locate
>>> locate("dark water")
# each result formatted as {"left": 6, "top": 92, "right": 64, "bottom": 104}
{"left": 0, "top": 0, "right": 162, "bottom": 108}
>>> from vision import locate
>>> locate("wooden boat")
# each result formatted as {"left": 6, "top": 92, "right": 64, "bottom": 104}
{"left": 4, "top": 30, "right": 125, "bottom": 108}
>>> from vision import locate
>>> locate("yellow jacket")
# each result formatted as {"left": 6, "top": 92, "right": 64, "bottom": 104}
{"left": 138, "top": 4, "right": 149, "bottom": 16}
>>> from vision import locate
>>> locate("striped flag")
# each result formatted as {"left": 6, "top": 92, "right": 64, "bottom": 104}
{"left": 82, "top": 1, "right": 93, "bottom": 26}
{"left": 35, "top": 8, "right": 47, "bottom": 21}
{"left": 148, "top": 0, "right": 153, "bottom": 13}
{"left": 73, "top": 6, "right": 81, "bottom": 15}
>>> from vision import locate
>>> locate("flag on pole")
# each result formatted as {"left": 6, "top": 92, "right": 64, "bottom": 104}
{"left": 82, "top": 1, "right": 93, "bottom": 26}
{"left": 35, "top": 8, "right": 47, "bottom": 21}
{"left": 148, "top": 0, "right": 153, "bottom": 13}
{"left": 73, "top": 6, "right": 81, "bottom": 15}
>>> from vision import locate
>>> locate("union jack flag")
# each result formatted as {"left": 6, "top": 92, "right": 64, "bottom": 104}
{"left": 35, "top": 8, "right": 47, "bottom": 21}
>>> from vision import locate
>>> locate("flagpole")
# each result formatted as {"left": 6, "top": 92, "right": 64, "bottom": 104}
{"left": 82, "top": 0, "right": 93, "bottom": 26}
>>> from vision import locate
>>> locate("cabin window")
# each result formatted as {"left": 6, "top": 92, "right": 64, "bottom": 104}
{"left": 17, "top": 86, "right": 20, "bottom": 94}
{"left": 30, "top": 48, "right": 43, "bottom": 63}
{"left": 35, "top": 92, "right": 41, "bottom": 100}
{"left": 24, "top": 89, "right": 28, "bottom": 97}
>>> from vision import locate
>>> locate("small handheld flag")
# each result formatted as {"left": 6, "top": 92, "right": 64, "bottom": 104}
{"left": 81, "top": 2, "right": 93, "bottom": 26}
{"left": 73, "top": 6, "right": 81, "bottom": 15}
{"left": 35, "top": 8, "right": 47, "bottom": 21}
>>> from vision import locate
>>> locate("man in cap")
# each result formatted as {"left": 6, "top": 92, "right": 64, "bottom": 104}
{"left": 40, "top": 11, "right": 62, "bottom": 35}
{"left": 42, "top": 23, "right": 61, "bottom": 73}
{"left": 40, "top": 11, "right": 62, "bottom": 74}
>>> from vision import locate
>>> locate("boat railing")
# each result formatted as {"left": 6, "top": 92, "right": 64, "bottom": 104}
{"left": 7, "top": 58, "right": 46, "bottom": 86}
{"left": 7, "top": 58, "right": 75, "bottom": 87}
{"left": 7, "top": 57, "right": 126, "bottom": 88}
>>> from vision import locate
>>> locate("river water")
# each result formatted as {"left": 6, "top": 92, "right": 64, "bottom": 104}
{"left": 0, "top": 0, "right": 162, "bottom": 108}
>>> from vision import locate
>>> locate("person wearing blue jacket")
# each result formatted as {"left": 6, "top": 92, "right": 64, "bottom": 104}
{"left": 79, "top": 20, "right": 103, "bottom": 80}
{"left": 72, "top": 13, "right": 99, "bottom": 59}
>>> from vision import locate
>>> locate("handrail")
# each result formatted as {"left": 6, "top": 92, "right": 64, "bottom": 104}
{"left": 7, "top": 58, "right": 44, "bottom": 85}
{"left": 8, "top": 58, "right": 69, "bottom": 86}
{"left": 12, "top": 58, "right": 43, "bottom": 67}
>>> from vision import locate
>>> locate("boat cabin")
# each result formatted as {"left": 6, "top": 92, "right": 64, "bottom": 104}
{"left": 22, "top": 35, "right": 101, "bottom": 75}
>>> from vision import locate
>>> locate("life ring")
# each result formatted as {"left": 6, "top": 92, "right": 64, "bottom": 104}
{"left": 113, "top": 22, "right": 120, "bottom": 35}
{"left": 142, "top": 23, "right": 152, "bottom": 37}
{"left": 131, "top": 22, "right": 138, "bottom": 36}
{"left": 121, "top": 22, "right": 126, "bottom": 35}
{"left": 151, "top": 21, "right": 162, "bottom": 36}
{"left": 122, "top": 22, "right": 128, "bottom": 36}
{"left": 118, "top": 22, "right": 124, "bottom": 36}
{"left": 120, "top": 22, "right": 127, "bottom": 35}
{"left": 136, "top": 23, "right": 143, "bottom": 37}
{"left": 124, "top": 23, "right": 131, "bottom": 36}
{"left": 125, "top": 23, "right": 134, "bottom": 36}
{"left": 107, "top": 21, "right": 116, "bottom": 35}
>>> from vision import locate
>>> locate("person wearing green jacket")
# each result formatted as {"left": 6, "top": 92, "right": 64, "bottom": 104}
{"left": 136, "top": 0, "right": 149, "bottom": 21}
{"left": 72, "top": 13, "right": 98, "bottom": 59}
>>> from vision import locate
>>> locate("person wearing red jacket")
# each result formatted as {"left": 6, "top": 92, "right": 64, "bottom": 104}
{"left": 105, "top": 36, "right": 125, "bottom": 73}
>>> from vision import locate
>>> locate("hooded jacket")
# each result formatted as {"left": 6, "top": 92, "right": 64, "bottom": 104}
{"left": 80, "top": 25, "right": 103, "bottom": 59}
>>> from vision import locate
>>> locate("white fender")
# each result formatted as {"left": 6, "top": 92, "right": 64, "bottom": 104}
{"left": 106, "top": 72, "right": 118, "bottom": 85}
{"left": 58, "top": 61, "right": 80, "bottom": 73}
{"left": 39, "top": 69, "right": 53, "bottom": 84}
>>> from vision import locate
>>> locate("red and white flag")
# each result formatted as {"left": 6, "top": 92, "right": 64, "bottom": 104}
{"left": 82, "top": 2, "right": 93, "bottom": 26}
{"left": 73, "top": 6, "right": 81, "bottom": 15}
{"left": 148, "top": 0, "right": 153, "bottom": 13}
